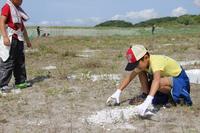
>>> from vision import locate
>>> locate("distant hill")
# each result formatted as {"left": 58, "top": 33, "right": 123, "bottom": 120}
{"left": 95, "top": 20, "right": 133, "bottom": 27}
{"left": 134, "top": 15, "right": 200, "bottom": 27}
{"left": 95, "top": 15, "right": 200, "bottom": 28}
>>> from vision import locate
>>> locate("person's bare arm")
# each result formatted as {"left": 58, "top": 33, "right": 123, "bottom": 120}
{"left": 0, "top": 15, "right": 10, "bottom": 46}
{"left": 118, "top": 69, "right": 140, "bottom": 91}
{"left": 139, "top": 71, "right": 150, "bottom": 94}
{"left": 23, "top": 26, "right": 32, "bottom": 48}
{"left": 149, "top": 71, "right": 161, "bottom": 96}
{"left": 106, "top": 69, "right": 140, "bottom": 105}
{"left": 134, "top": 71, "right": 160, "bottom": 116}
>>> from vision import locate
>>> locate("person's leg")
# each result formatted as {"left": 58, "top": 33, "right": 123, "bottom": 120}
{"left": 0, "top": 38, "right": 16, "bottom": 88}
{"left": 129, "top": 71, "right": 149, "bottom": 105}
{"left": 172, "top": 69, "right": 192, "bottom": 105}
{"left": 158, "top": 77, "right": 172, "bottom": 94}
{"left": 152, "top": 77, "right": 172, "bottom": 105}
{"left": 13, "top": 40, "right": 27, "bottom": 85}
{"left": 0, "top": 58, "right": 14, "bottom": 88}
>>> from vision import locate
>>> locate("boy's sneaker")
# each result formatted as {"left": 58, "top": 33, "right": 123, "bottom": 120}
{"left": 0, "top": 86, "right": 12, "bottom": 96}
{"left": 15, "top": 82, "right": 32, "bottom": 89}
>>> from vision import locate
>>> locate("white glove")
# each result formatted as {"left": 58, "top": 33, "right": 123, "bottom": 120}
{"left": 135, "top": 95, "right": 154, "bottom": 116}
{"left": 106, "top": 89, "right": 121, "bottom": 106}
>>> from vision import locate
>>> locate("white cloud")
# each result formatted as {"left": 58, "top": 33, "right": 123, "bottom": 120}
{"left": 28, "top": 9, "right": 159, "bottom": 26}
{"left": 26, "top": 17, "right": 102, "bottom": 26}
{"left": 65, "top": 17, "right": 103, "bottom": 26}
{"left": 126, "top": 9, "right": 158, "bottom": 20}
{"left": 171, "top": 7, "right": 187, "bottom": 17}
{"left": 24, "top": 22, "right": 35, "bottom": 26}
{"left": 27, "top": 9, "right": 159, "bottom": 26}
{"left": 111, "top": 9, "right": 158, "bottom": 23}
{"left": 39, "top": 20, "right": 64, "bottom": 26}
{"left": 40, "top": 21, "right": 49, "bottom": 25}
{"left": 194, "top": 0, "right": 200, "bottom": 7}
{"left": 111, "top": 14, "right": 124, "bottom": 20}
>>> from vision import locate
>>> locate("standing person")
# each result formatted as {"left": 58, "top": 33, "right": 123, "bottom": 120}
{"left": 0, "top": 0, "right": 32, "bottom": 94}
{"left": 37, "top": 26, "right": 40, "bottom": 37}
{"left": 106, "top": 45, "right": 192, "bottom": 116}
{"left": 152, "top": 24, "right": 155, "bottom": 35}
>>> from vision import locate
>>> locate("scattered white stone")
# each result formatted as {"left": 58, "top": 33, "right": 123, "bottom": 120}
{"left": 11, "top": 89, "right": 22, "bottom": 94}
{"left": 179, "top": 60, "right": 200, "bottom": 66}
{"left": 171, "top": 38, "right": 176, "bottom": 41}
{"left": 67, "top": 73, "right": 121, "bottom": 83}
{"left": 102, "top": 122, "right": 136, "bottom": 130}
{"left": 0, "top": 91, "right": 7, "bottom": 97}
{"left": 42, "top": 65, "right": 57, "bottom": 70}
{"left": 76, "top": 54, "right": 91, "bottom": 58}
{"left": 25, "top": 48, "right": 39, "bottom": 53}
{"left": 27, "top": 119, "right": 48, "bottom": 126}
{"left": 163, "top": 43, "right": 174, "bottom": 46}
{"left": 76, "top": 49, "right": 101, "bottom": 58}
{"left": 67, "top": 74, "right": 77, "bottom": 80}
{"left": 186, "top": 69, "right": 200, "bottom": 84}
{"left": 114, "top": 123, "right": 136, "bottom": 130}
{"left": 85, "top": 107, "right": 138, "bottom": 125}
{"left": 83, "top": 106, "right": 139, "bottom": 130}
{"left": 83, "top": 105, "right": 157, "bottom": 130}
{"left": 90, "top": 74, "right": 120, "bottom": 82}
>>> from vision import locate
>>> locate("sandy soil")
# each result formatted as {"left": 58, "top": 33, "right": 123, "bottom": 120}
{"left": 0, "top": 33, "right": 200, "bottom": 133}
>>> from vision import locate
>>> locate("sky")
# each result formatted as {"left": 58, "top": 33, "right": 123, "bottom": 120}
{"left": 0, "top": 0, "right": 200, "bottom": 26}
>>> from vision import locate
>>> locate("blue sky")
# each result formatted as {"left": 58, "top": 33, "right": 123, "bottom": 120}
{"left": 0, "top": 0, "right": 200, "bottom": 26}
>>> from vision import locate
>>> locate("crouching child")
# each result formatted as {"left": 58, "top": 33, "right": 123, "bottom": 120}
{"left": 106, "top": 45, "right": 192, "bottom": 116}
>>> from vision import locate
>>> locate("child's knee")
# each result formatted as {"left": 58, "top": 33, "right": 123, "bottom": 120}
{"left": 159, "top": 77, "right": 171, "bottom": 87}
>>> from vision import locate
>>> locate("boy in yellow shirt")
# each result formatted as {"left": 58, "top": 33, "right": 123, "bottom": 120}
{"left": 107, "top": 45, "right": 192, "bottom": 116}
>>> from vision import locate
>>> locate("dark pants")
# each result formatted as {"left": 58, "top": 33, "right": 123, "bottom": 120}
{"left": 0, "top": 37, "right": 27, "bottom": 87}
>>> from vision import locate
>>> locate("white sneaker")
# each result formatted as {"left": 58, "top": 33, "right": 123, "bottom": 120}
{"left": 0, "top": 86, "right": 11, "bottom": 96}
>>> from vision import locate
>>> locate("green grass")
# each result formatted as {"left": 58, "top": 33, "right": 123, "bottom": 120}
{"left": 24, "top": 25, "right": 200, "bottom": 80}
{"left": 26, "top": 25, "right": 200, "bottom": 40}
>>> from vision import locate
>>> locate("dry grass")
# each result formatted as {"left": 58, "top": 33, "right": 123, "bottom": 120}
{"left": 1, "top": 27, "right": 200, "bottom": 132}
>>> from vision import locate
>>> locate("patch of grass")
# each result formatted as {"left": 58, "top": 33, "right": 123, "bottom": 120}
{"left": 61, "top": 49, "right": 77, "bottom": 57}
{"left": 1, "top": 94, "right": 18, "bottom": 101}
{"left": 80, "top": 59, "right": 103, "bottom": 69}
{"left": 180, "top": 45, "right": 190, "bottom": 52}
{"left": 28, "top": 69, "right": 51, "bottom": 79}
{"left": 197, "top": 42, "right": 200, "bottom": 50}
{"left": 39, "top": 45, "right": 58, "bottom": 55}
{"left": 0, "top": 119, "right": 8, "bottom": 124}
{"left": 45, "top": 87, "right": 73, "bottom": 96}
{"left": 117, "top": 52, "right": 123, "bottom": 59}
{"left": 55, "top": 63, "right": 69, "bottom": 79}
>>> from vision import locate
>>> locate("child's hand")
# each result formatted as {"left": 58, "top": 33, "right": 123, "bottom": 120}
{"left": 135, "top": 103, "right": 148, "bottom": 116}
{"left": 3, "top": 36, "right": 10, "bottom": 46}
{"left": 106, "top": 89, "right": 121, "bottom": 106}
{"left": 27, "top": 42, "right": 32, "bottom": 48}
{"left": 135, "top": 95, "right": 153, "bottom": 116}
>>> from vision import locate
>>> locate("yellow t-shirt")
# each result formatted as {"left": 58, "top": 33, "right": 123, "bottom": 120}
{"left": 146, "top": 55, "right": 181, "bottom": 77}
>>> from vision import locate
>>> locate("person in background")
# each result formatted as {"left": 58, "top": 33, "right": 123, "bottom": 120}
{"left": 37, "top": 26, "right": 41, "bottom": 37}
{"left": 152, "top": 24, "right": 156, "bottom": 35}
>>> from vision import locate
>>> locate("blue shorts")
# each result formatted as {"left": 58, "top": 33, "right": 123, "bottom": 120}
{"left": 171, "top": 68, "right": 192, "bottom": 105}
